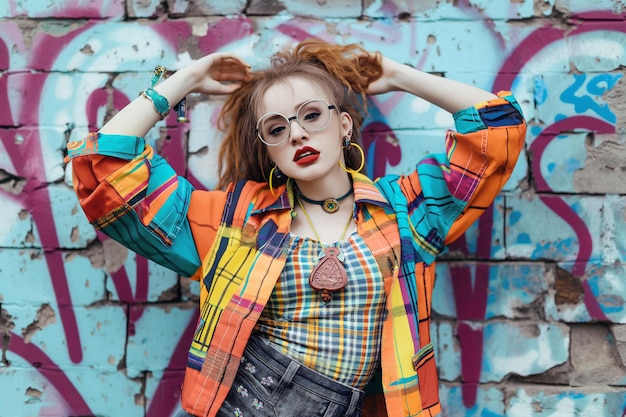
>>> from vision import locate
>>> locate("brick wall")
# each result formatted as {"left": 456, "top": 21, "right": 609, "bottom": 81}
{"left": 0, "top": 1, "right": 625, "bottom": 416}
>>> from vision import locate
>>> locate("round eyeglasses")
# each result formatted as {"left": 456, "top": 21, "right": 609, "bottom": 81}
{"left": 255, "top": 98, "right": 337, "bottom": 146}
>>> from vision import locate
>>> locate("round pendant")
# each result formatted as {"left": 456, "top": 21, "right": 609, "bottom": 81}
{"left": 322, "top": 198, "right": 340, "bottom": 213}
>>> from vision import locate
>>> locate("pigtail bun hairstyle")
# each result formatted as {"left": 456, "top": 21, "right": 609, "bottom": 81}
{"left": 216, "top": 39, "right": 383, "bottom": 190}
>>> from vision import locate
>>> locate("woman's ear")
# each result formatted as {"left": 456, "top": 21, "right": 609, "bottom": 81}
{"left": 340, "top": 112, "right": 353, "bottom": 138}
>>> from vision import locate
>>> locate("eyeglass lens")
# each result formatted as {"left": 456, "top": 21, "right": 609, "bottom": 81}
{"left": 257, "top": 99, "right": 332, "bottom": 145}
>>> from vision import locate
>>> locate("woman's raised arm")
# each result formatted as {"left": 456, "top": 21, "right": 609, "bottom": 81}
{"left": 99, "top": 53, "right": 252, "bottom": 137}
{"left": 366, "top": 55, "right": 497, "bottom": 113}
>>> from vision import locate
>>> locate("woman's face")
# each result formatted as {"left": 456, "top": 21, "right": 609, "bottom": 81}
{"left": 257, "top": 76, "right": 352, "bottom": 183}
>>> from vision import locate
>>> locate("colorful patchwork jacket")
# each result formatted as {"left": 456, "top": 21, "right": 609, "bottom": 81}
{"left": 68, "top": 92, "right": 526, "bottom": 417}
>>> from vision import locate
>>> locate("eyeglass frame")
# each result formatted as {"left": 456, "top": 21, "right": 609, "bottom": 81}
{"left": 255, "top": 98, "right": 338, "bottom": 147}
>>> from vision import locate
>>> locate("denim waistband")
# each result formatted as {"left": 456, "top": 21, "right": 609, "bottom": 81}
{"left": 246, "top": 334, "right": 364, "bottom": 415}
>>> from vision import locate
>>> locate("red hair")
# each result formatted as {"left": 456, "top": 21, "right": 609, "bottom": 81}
{"left": 216, "top": 39, "right": 383, "bottom": 190}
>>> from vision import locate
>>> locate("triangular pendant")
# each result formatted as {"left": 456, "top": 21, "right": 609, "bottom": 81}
{"left": 309, "top": 247, "right": 348, "bottom": 303}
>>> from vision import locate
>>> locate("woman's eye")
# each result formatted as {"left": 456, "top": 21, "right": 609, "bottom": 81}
{"left": 269, "top": 125, "right": 286, "bottom": 136}
{"left": 303, "top": 111, "right": 321, "bottom": 121}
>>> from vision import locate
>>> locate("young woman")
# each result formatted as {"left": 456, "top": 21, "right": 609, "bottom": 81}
{"left": 67, "top": 40, "right": 526, "bottom": 417}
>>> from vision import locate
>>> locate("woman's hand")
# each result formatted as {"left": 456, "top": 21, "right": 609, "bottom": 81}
{"left": 187, "top": 53, "right": 253, "bottom": 96}
{"left": 365, "top": 55, "right": 404, "bottom": 95}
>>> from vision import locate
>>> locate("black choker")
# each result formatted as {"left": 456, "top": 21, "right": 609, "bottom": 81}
{"left": 297, "top": 187, "right": 352, "bottom": 214}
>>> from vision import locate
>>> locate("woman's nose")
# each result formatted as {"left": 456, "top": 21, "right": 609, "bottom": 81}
{"left": 289, "top": 119, "right": 308, "bottom": 143}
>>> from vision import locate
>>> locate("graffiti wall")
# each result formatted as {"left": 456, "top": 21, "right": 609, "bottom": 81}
{"left": 1, "top": 0, "right": 625, "bottom": 416}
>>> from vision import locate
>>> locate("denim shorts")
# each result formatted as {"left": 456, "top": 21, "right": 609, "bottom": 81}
{"left": 175, "top": 334, "right": 364, "bottom": 417}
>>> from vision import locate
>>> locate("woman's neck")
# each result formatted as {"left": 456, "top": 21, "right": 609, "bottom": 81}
{"left": 290, "top": 171, "right": 356, "bottom": 242}
{"left": 293, "top": 170, "right": 353, "bottom": 202}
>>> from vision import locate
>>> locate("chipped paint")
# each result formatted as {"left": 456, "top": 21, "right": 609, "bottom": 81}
{"left": 0, "top": 1, "right": 625, "bottom": 417}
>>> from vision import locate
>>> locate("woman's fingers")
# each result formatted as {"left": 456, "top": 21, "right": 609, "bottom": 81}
{"left": 212, "top": 56, "right": 252, "bottom": 82}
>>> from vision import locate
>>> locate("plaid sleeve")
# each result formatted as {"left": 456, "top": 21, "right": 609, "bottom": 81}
{"left": 384, "top": 91, "right": 526, "bottom": 263}
{"left": 69, "top": 132, "right": 202, "bottom": 277}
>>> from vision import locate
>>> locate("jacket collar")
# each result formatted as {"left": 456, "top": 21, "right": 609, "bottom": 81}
{"left": 351, "top": 172, "right": 392, "bottom": 209}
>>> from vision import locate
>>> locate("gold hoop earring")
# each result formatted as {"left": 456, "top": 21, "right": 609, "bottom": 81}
{"left": 269, "top": 165, "right": 279, "bottom": 196}
{"left": 338, "top": 142, "right": 365, "bottom": 174}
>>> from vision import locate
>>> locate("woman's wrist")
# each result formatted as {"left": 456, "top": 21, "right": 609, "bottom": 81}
{"left": 153, "top": 67, "right": 195, "bottom": 104}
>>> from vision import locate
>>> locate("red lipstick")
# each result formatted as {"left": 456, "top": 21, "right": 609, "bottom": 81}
{"left": 294, "top": 146, "right": 320, "bottom": 165}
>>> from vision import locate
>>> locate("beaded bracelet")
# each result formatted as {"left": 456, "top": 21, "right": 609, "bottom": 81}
{"left": 140, "top": 65, "right": 187, "bottom": 122}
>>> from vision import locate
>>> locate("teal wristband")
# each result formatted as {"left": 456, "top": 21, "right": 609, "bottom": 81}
{"left": 140, "top": 87, "right": 170, "bottom": 119}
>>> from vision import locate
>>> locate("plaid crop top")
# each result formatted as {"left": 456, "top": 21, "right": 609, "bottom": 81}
{"left": 254, "top": 231, "right": 387, "bottom": 389}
